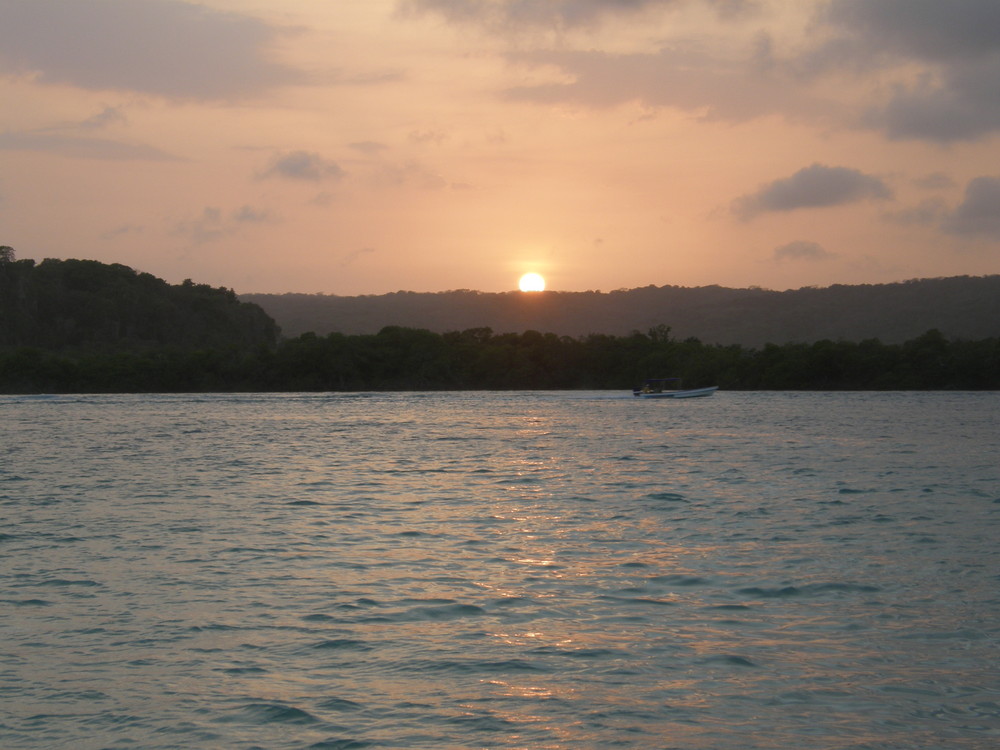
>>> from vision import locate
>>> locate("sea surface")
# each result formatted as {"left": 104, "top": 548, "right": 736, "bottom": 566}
{"left": 2, "top": 391, "right": 999, "bottom": 749}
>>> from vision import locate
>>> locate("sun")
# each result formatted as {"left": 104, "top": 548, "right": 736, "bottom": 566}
{"left": 518, "top": 272, "right": 546, "bottom": 292}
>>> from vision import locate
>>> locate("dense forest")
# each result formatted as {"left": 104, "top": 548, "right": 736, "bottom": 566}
{"left": 243, "top": 275, "right": 1000, "bottom": 346}
{"left": 1, "top": 253, "right": 998, "bottom": 393}
{"left": 2, "top": 323, "right": 998, "bottom": 394}
{"left": 0, "top": 252, "right": 278, "bottom": 352}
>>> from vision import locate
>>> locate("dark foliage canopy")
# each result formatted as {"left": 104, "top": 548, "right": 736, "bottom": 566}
{"left": 2, "top": 323, "right": 998, "bottom": 394}
{"left": 0, "top": 257, "right": 279, "bottom": 352}
{"left": 2, "top": 257, "right": 997, "bottom": 393}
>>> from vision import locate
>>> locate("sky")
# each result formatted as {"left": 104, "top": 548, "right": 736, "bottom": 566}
{"left": 2, "top": 0, "right": 1000, "bottom": 295}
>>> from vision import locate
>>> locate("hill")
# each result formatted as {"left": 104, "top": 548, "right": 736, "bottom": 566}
{"left": 1, "top": 255, "right": 279, "bottom": 352}
{"left": 242, "top": 276, "right": 1000, "bottom": 346}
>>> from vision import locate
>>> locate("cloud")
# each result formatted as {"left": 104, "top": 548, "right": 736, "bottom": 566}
{"left": 942, "top": 176, "right": 1000, "bottom": 239}
{"left": 819, "top": 0, "right": 1000, "bottom": 142}
{"left": 349, "top": 141, "right": 389, "bottom": 156}
{"left": 0, "top": 0, "right": 302, "bottom": 99}
{"left": 406, "top": 0, "right": 1000, "bottom": 141}
{"left": 772, "top": 240, "right": 834, "bottom": 262}
{"left": 883, "top": 197, "right": 949, "bottom": 227}
{"left": 100, "top": 223, "right": 145, "bottom": 240}
{"left": 0, "top": 131, "right": 177, "bottom": 161}
{"left": 260, "top": 151, "right": 345, "bottom": 182}
{"left": 733, "top": 164, "right": 892, "bottom": 220}
{"left": 912, "top": 172, "right": 955, "bottom": 190}
{"left": 404, "top": 1, "right": 819, "bottom": 125}
{"left": 0, "top": 104, "right": 178, "bottom": 161}
{"left": 340, "top": 247, "right": 376, "bottom": 268}
{"left": 401, "top": 0, "right": 678, "bottom": 31}
{"left": 402, "top": 0, "right": 759, "bottom": 31}
{"left": 376, "top": 160, "right": 448, "bottom": 190}
{"left": 409, "top": 130, "right": 450, "bottom": 146}
{"left": 171, "top": 206, "right": 228, "bottom": 244}
{"left": 824, "top": 0, "right": 1000, "bottom": 63}
{"left": 170, "top": 205, "right": 277, "bottom": 244}
{"left": 877, "top": 57, "right": 1000, "bottom": 142}
{"left": 233, "top": 205, "right": 277, "bottom": 224}
{"left": 78, "top": 106, "right": 128, "bottom": 131}
{"left": 503, "top": 46, "right": 821, "bottom": 122}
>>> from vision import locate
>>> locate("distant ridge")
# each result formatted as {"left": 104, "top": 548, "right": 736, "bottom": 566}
{"left": 242, "top": 275, "right": 1000, "bottom": 346}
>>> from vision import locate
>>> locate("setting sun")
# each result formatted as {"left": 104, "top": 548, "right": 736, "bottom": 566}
{"left": 518, "top": 273, "right": 546, "bottom": 292}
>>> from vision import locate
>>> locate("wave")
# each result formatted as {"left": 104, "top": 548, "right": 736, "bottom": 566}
{"left": 737, "top": 582, "right": 882, "bottom": 598}
{"left": 223, "top": 702, "right": 324, "bottom": 726}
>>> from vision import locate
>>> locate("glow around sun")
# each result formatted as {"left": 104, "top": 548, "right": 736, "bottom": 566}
{"left": 518, "top": 272, "right": 546, "bottom": 292}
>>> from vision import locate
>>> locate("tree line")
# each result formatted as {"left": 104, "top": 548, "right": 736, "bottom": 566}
{"left": 2, "top": 324, "right": 997, "bottom": 394}
{"left": 242, "top": 274, "right": 1000, "bottom": 346}
{"left": 1, "top": 253, "right": 278, "bottom": 352}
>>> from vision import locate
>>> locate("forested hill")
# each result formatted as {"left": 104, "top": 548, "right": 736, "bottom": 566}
{"left": 0, "top": 256, "right": 279, "bottom": 352}
{"left": 243, "top": 275, "right": 1000, "bottom": 346}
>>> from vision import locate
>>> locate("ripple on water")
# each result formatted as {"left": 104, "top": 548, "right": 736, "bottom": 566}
{"left": 307, "top": 739, "right": 375, "bottom": 749}
{"left": 310, "top": 639, "right": 374, "bottom": 652}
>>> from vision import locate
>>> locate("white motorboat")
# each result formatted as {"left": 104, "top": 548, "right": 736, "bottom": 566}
{"left": 632, "top": 378, "right": 718, "bottom": 398}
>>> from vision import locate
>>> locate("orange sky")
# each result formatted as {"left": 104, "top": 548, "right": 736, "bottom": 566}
{"left": 2, "top": 0, "right": 999, "bottom": 294}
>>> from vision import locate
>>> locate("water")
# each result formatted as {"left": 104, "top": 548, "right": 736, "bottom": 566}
{"left": 2, "top": 391, "right": 999, "bottom": 749}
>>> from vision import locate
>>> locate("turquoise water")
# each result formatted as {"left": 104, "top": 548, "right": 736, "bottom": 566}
{"left": 2, "top": 391, "right": 999, "bottom": 749}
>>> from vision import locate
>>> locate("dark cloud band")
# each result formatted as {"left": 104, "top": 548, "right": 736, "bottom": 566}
{"left": 0, "top": 0, "right": 302, "bottom": 99}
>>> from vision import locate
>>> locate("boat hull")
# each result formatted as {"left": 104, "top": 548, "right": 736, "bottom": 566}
{"left": 634, "top": 386, "right": 718, "bottom": 399}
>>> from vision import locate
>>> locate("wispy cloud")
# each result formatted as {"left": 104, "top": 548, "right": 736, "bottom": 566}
{"left": 349, "top": 141, "right": 390, "bottom": 156}
{"left": 912, "top": 172, "right": 955, "bottom": 190}
{"left": 78, "top": 106, "right": 128, "bottom": 130}
{"left": 503, "top": 45, "right": 823, "bottom": 123}
{"left": 0, "top": 103, "right": 176, "bottom": 161}
{"left": 171, "top": 205, "right": 277, "bottom": 244}
{"left": 883, "top": 198, "right": 949, "bottom": 227}
{"left": 413, "top": 0, "right": 1000, "bottom": 143}
{"left": 375, "top": 160, "right": 448, "bottom": 190}
{"left": 401, "top": 0, "right": 758, "bottom": 31}
{"left": 409, "top": 130, "right": 449, "bottom": 146}
{"left": 773, "top": 240, "right": 834, "bottom": 262}
{"left": 171, "top": 207, "right": 229, "bottom": 245}
{"left": 100, "top": 223, "right": 145, "bottom": 240}
{"left": 233, "top": 205, "right": 278, "bottom": 224}
{"left": 340, "top": 247, "right": 376, "bottom": 267}
{"left": 0, "top": 131, "right": 177, "bottom": 161}
{"left": 401, "top": 0, "right": 675, "bottom": 31}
